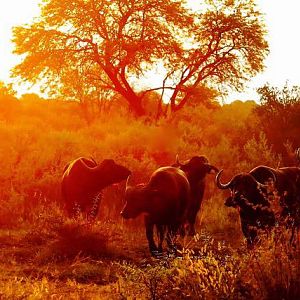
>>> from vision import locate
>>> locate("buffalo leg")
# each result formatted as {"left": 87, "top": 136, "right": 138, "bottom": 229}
{"left": 166, "top": 224, "right": 178, "bottom": 253}
{"left": 241, "top": 222, "right": 257, "bottom": 248}
{"left": 88, "top": 192, "right": 102, "bottom": 221}
{"left": 156, "top": 225, "right": 165, "bottom": 253}
{"left": 187, "top": 202, "right": 200, "bottom": 236}
{"left": 187, "top": 212, "right": 197, "bottom": 236}
{"left": 166, "top": 229, "right": 173, "bottom": 250}
{"left": 145, "top": 216, "right": 157, "bottom": 255}
{"left": 289, "top": 224, "right": 298, "bottom": 246}
{"left": 66, "top": 201, "right": 81, "bottom": 218}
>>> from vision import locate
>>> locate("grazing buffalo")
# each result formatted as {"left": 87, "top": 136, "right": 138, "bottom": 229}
{"left": 216, "top": 165, "right": 300, "bottom": 245}
{"left": 120, "top": 167, "right": 191, "bottom": 256}
{"left": 174, "top": 155, "right": 219, "bottom": 235}
{"left": 62, "top": 157, "right": 131, "bottom": 218}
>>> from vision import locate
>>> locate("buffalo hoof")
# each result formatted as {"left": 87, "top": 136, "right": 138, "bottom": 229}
{"left": 151, "top": 250, "right": 164, "bottom": 258}
{"left": 167, "top": 244, "right": 178, "bottom": 257}
{"left": 246, "top": 241, "right": 255, "bottom": 250}
{"left": 188, "top": 228, "right": 196, "bottom": 236}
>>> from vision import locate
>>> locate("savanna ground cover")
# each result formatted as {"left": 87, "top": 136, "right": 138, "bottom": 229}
{"left": 1, "top": 92, "right": 300, "bottom": 299}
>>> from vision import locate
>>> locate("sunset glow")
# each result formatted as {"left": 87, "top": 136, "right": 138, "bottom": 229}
{"left": 2, "top": 1, "right": 300, "bottom": 297}
{"left": 0, "top": 0, "right": 40, "bottom": 94}
{"left": 0, "top": 0, "right": 300, "bottom": 101}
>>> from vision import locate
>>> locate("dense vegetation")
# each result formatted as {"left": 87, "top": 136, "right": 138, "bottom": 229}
{"left": 1, "top": 82, "right": 300, "bottom": 299}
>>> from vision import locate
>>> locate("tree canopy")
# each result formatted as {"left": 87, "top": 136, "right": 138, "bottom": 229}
{"left": 12, "top": 0, "right": 269, "bottom": 116}
{"left": 255, "top": 84, "right": 300, "bottom": 161}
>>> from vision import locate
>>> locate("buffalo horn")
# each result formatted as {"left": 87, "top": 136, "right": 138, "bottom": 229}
{"left": 255, "top": 172, "right": 275, "bottom": 188}
{"left": 253, "top": 174, "right": 269, "bottom": 189}
{"left": 296, "top": 148, "right": 300, "bottom": 163}
{"left": 268, "top": 170, "right": 276, "bottom": 185}
{"left": 125, "top": 175, "right": 132, "bottom": 190}
{"left": 256, "top": 181, "right": 269, "bottom": 189}
{"left": 215, "top": 170, "right": 234, "bottom": 190}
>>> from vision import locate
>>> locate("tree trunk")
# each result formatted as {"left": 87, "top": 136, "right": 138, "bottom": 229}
{"left": 126, "top": 94, "right": 145, "bottom": 117}
{"left": 103, "top": 65, "right": 146, "bottom": 117}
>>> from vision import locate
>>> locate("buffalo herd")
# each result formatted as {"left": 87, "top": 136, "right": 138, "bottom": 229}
{"left": 62, "top": 150, "right": 300, "bottom": 255}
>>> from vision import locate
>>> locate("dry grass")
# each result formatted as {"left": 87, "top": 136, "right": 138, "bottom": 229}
{"left": 1, "top": 207, "right": 300, "bottom": 299}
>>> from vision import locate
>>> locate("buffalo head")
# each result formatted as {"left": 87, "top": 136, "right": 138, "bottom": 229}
{"left": 216, "top": 170, "right": 269, "bottom": 207}
{"left": 121, "top": 176, "right": 151, "bottom": 219}
{"left": 175, "top": 155, "right": 219, "bottom": 181}
{"left": 98, "top": 159, "right": 131, "bottom": 185}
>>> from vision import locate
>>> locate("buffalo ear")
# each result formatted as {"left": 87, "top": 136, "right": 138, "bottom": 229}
{"left": 208, "top": 165, "right": 219, "bottom": 174}
{"left": 125, "top": 175, "right": 132, "bottom": 191}
{"left": 174, "top": 154, "right": 183, "bottom": 167}
{"left": 180, "top": 163, "right": 189, "bottom": 172}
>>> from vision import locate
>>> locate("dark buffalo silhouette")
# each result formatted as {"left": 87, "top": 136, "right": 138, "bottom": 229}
{"left": 62, "top": 157, "right": 131, "bottom": 218}
{"left": 120, "top": 166, "right": 191, "bottom": 256}
{"left": 174, "top": 155, "right": 219, "bottom": 235}
{"left": 216, "top": 165, "right": 300, "bottom": 245}
{"left": 250, "top": 165, "right": 300, "bottom": 241}
{"left": 216, "top": 170, "right": 275, "bottom": 246}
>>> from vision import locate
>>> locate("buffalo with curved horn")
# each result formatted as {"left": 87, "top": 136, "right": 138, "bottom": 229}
{"left": 216, "top": 169, "right": 275, "bottom": 246}
{"left": 251, "top": 165, "right": 300, "bottom": 243}
{"left": 216, "top": 165, "right": 300, "bottom": 245}
{"left": 121, "top": 167, "right": 191, "bottom": 256}
{"left": 174, "top": 155, "right": 219, "bottom": 235}
{"left": 62, "top": 157, "right": 131, "bottom": 218}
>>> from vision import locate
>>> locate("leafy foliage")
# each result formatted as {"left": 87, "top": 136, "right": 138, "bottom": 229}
{"left": 12, "top": 0, "right": 268, "bottom": 115}
{"left": 255, "top": 84, "right": 300, "bottom": 163}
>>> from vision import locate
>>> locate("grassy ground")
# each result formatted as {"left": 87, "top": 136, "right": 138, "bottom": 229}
{"left": 1, "top": 200, "right": 300, "bottom": 299}
{"left": 0, "top": 220, "right": 147, "bottom": 299}
{"left": 0, "top": 199, "right": 244, "bottom": 299}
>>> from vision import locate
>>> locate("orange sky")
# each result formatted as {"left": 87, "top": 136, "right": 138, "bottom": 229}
{"left": 0, "top": 0, "right": 299, "bottom": 102}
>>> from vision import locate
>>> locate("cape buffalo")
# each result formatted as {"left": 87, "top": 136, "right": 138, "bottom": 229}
{"left": 216, "top": 170, "right": 275, "bottom": 246}
{"left": 174, "top": 155, "right": 219, "bottom": 235}
{"left": 120, "top": 166, "right": 191, "bottom": 256}
{"left": 216, "top": 165, "right": 300, "bottom": 245}
{"left": 250, "top": 165, "right": 300, "bottom": 242}
{"left": 62, "top": 157, "right": 131, "bottom": 218}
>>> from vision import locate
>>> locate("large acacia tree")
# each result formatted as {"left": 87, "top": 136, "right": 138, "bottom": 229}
{"left": 12, "top": 0, "right": 269, "bottom": 116}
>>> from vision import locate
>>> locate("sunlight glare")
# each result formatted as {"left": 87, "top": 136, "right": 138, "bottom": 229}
{"left": 0, "top": 0, "right": 40, "bottom": 93}
{"left": 0, "top": 0, "right": 299, "bottom": 101}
